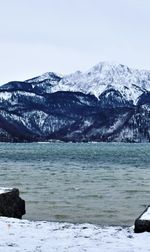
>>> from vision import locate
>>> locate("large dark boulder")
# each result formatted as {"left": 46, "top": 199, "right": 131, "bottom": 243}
{"left": 0, "top": 188, "right": 25, "bottom": 219}
{"left": 134, "top": 206, "right": 150, "bottom": 233}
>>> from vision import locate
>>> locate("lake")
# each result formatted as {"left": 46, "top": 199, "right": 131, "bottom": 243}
{"left": 0, "top": 142, "right": 149, "bottom": 226}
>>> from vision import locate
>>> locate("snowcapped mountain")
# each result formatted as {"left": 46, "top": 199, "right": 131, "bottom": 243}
{"left": 51, "top": 62, "right": 150, "bottom": 104}
{"left": 25, "top": 62, "right": 150, "bottom": 104}
{"left": 0, "top": 62, "right": 149, "bottom": 142}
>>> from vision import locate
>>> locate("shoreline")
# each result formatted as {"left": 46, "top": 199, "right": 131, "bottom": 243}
{"left": 0, "top": 217, "right": 150, "bottom": 252}
{"left": 0, "top": 140, "right": 149, "bottom": 144}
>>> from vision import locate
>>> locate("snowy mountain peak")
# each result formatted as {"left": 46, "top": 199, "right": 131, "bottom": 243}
{"left": 88, "top": 61, "right": 133, "bottom": 74}
{"left": 26, "top": 72, "right": 62, "bottom": 84}
{"left": 51, "top": 62, "right": 150, "bottom": 104}
{"left": 23, "top": 62, "right": 150, "bottom": 105}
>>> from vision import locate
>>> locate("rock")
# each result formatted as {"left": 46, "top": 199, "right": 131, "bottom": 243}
{"left": 134, "top": 206, "right": 150, "bottom": 233}
{"left": 0, "top": 188, "right": 26, "bottom": 219}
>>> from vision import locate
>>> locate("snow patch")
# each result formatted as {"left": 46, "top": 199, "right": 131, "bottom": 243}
{"left": 0, "top": 188, "right": 12, "bottom": 194}
{"left": 0, "top": 218, "right": 150, "bottom": 252}
{"left": 0, "top": 92, "right": 12, "bottom": 100}
{"left": 140, "top": 207, "right": 150, "bottom": 221}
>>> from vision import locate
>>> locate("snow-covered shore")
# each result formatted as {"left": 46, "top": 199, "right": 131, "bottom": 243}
{"left": 0, "top": 217, "right": 150, "bottom": 252}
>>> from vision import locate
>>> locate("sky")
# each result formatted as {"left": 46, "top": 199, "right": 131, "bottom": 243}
{"left": 0, "top": 0, "right": 150, "bottom": 84}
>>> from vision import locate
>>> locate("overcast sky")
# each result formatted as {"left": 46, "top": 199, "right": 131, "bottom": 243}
{"left": 0, "top": 0, "right": 150, "bottom": 84}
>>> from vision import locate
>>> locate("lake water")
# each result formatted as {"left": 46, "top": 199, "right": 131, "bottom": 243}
{"left": 0, "top": 142, "right": 149, "bottom": 226}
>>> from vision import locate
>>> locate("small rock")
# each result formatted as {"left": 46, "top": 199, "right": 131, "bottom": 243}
{"left": 0, "top": 188, "right": 25, "bottom": 219}
{"left": 134, "top": 205, "right": 150, "bottom": 233}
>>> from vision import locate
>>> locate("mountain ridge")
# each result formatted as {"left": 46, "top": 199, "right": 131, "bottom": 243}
{"left": 25, "top": 62, "right": 150, "bottom": 104}
{"left": 0, "top": 62, "right": 149, "bottom": 142}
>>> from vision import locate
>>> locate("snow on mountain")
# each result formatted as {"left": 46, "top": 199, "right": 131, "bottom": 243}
{"left": 51, "top": 62, "right": 150, "bottom": 104}
{"left": 0, "top": 61, "right": 149, "bottom": 142}
{"left": 22, "top": 62, "right": 150, "bottom": 105}
{"left": 25, "top": 72, "right": 62, "bottom": 94}
{"left": 26, "top": 72, "right": 62, "bottom": 86}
